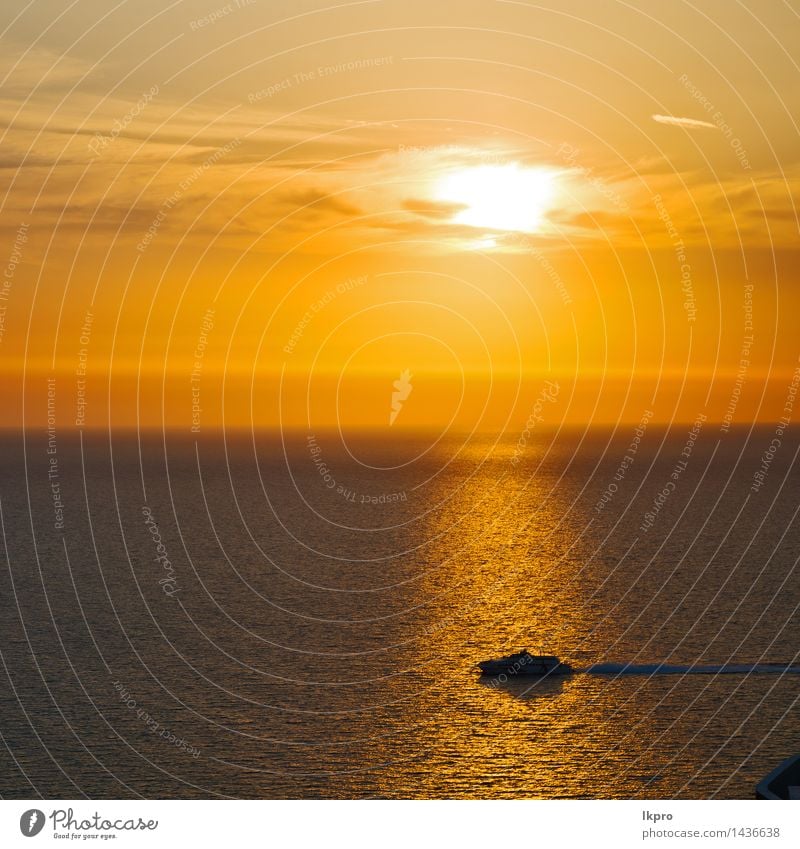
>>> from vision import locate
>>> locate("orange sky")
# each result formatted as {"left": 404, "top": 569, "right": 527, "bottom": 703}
{"left": 1, "top": 0, "right": 798, "bottom": 432}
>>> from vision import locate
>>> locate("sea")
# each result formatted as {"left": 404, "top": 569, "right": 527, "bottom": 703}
{"left": 0, "top": 424, "right": 798, "bottom": 799}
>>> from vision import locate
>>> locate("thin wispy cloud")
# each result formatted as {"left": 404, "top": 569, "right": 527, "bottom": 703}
{"left": 651, "top": 114, "right": 717, "bottom": 129}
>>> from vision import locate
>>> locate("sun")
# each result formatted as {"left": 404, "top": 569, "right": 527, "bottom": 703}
{"left": 434, "top": 163, "right": 557, "bottom": 233}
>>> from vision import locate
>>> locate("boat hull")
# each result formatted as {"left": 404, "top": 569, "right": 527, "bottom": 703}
{"left": 755, "top": 754, "right": 800, "bottom": 799}
{"left": 477, "top": 658, "right": 572, "bottom": 677}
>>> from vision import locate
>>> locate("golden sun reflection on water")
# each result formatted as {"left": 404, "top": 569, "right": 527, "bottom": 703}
{"left": 332, "top": 436, "right": 771, "bottom": 799}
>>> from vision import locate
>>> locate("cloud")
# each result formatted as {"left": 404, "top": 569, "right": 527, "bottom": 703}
{"left": 651, "top": 114, "right": 716, "bottom": 130}
{"left": 750, "top": 207, "right": 800, "bottom": 222}
{"left": 277, "top": 189, "right": 361, "bottom": 217}
{"left": 402, "top": 198, "right": 467, "bottom": 219}
{"left": 558, "top": 210, "right": 629, "bottom": 230}
{"left": 0, "top": 45, "right": 95, "bottom": 96}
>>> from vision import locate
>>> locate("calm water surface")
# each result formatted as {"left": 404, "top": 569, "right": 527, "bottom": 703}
{"left": 1, "top": 426, "right": 798, "bottom": 798}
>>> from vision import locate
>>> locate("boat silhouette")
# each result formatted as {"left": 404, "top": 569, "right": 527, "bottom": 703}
{"left": 476, "top": 649, "right": 572, "bottom": 677}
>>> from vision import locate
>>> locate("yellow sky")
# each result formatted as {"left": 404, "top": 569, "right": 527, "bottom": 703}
{"left": 1, "top": 0, "right": 798, "bottom": 431}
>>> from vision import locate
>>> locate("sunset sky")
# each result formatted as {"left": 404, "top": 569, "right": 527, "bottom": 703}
{"left": 1, "top": 0, "right": 798, "bottom": 431}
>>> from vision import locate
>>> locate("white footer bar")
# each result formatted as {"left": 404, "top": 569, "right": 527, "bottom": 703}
{"left": 1, "top": 799, "right": 797, "bottom": 848}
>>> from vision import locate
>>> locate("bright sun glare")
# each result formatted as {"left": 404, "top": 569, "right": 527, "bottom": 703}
{"left": 434, "top": 163, "right": 557, "bottom": 233}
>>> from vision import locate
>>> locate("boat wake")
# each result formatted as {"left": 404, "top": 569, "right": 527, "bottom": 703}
{"left": 584, "top": 662, "right": 800, "bottom": 676}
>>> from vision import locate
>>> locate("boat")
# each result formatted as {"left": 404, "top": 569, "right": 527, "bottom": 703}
{"left": 756, "top": 754, "right": 800, "bottom": 799}
{"left": 476, "top": 649, "right": 572, "bottom": 677}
